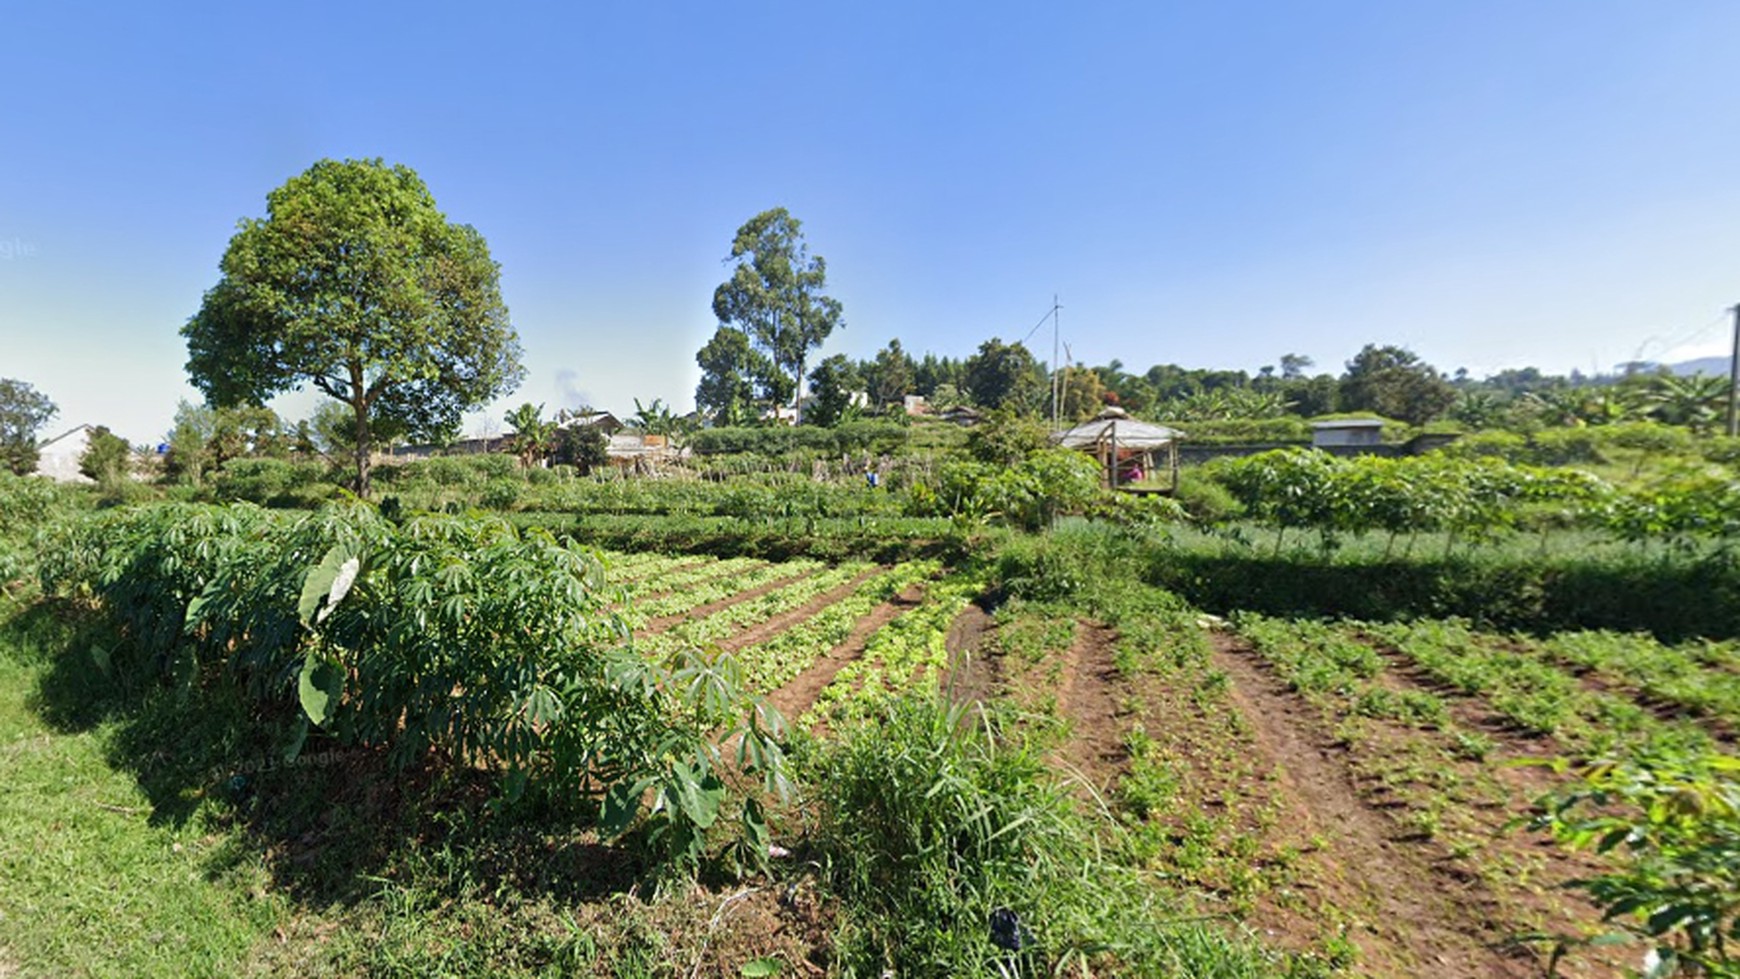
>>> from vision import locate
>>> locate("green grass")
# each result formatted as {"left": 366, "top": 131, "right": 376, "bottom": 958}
{"left": 0, "top": 607, "right": 286, "bottom": 978}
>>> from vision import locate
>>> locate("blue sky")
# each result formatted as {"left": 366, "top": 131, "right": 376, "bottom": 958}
{"left": 4, "top": 1, "right": 1740, "bottom": 443}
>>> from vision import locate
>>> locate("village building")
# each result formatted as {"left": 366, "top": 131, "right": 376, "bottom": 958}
{"left": 32, "top": 424, "right": 96, "bottom": 483}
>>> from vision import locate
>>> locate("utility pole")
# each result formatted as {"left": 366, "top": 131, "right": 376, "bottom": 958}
{"left": 1730, "top": 304, "right": 1740, "bottom": 437}
{"left": 1050, "top": 295, "right": 1062, "bottom": 431}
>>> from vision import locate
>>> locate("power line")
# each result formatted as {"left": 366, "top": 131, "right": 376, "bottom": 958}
{"left": 1017, "top": 303, "right": 1057, "bottom": 347}
{"left": 1632, "top": 310, "right": 1730, "bottom": 363}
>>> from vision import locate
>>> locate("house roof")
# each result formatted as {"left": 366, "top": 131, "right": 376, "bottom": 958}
{"left": 566, "top": 412, "right": 624, "bottom": 433}
{"left": 36, "top": 424, "right": 95, "bottom": 449}
{"left": 1054, "top": 408, "right": 1183, "bottom": 450}
{"left": 1309, "top": 418, "right": 1385, "bottom": 430}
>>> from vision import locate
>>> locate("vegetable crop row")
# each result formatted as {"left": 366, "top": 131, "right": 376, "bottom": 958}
{"left": 806, "top": 573, "right": 984, "bottom": 727}
{"left": 732, "top": 561, "right": 941, "bottom": 694}
{"left": 632, "top": 562, "right": 874, "bottom": 654}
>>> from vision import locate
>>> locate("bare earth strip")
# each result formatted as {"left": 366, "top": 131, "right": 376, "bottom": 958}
{"left": 1053, "top": 622, "right": 1131, "bottom": 798}
{"left": 941, "top": 603, "right": 997, "bottom": 707}
{"left": 638, "top": 566, "right": 818, "bottom": 633}
{"left": 1208, "top": 631, "right": 1540, "bottom": 978}
{"left": 765, "top": 584, "right": 924, "bottom": 722}
{"left": 717, "top": 567, "right": 887, "bottom": 654}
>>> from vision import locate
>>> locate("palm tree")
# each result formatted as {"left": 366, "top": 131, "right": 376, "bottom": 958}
{"left": 503, "top": 402, "right": 555, "bottom": 467}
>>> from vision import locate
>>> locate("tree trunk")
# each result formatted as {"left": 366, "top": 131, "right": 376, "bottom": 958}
{"left": 353, "top": 400, "right": 371, "bottom": 499}
{"left": 350, "top": 363, "right": 372, "bottom": 499}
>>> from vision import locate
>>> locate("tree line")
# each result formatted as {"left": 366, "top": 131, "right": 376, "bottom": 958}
{"left": 5, "top": 156, "right": 1735, "bottom": 496}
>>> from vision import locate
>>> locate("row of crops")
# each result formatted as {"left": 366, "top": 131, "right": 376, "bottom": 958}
{"left": 592, "top": 547, "right": 963, "bottom": 719}
{"left": 1229, "top": 613, "right": 1740, "bottom": 973}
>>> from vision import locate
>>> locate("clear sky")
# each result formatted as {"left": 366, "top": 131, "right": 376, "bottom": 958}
{"left": 5, "top": 1, "right": 1740, "bottom": 444}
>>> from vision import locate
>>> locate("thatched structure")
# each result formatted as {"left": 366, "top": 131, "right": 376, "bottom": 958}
{"left": 1053, "top": 407, "right": 1183, "bottom": 490}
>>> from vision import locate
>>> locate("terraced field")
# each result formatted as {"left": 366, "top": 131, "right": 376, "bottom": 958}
{"left": 610, "top": 550, "right": 1740, "bottom": 976}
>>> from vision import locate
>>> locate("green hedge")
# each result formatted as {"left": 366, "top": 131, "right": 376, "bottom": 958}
{"left": 689, "top": 421, "right": 911, "bottom": 457}
{"left": 1147, "top": 549, "right": 1740, "bottom": 642}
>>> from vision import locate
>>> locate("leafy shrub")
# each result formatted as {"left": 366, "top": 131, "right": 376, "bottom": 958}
{"left": 420, "top": 456, "right": 478, "bottom": 487}
{"left": 1172, "top": 470, "right": 1244, "bottom": 523}
{"left": 1530, "top": 749, "right": 1740, "bottom": 977}
{"left": 994, "top": 535, "right": 1091, "bottom": 603}
{"left": 919, "top": 450, "right": 1105, "bottom": 531}
{"left": 464, "top": 452, "right": 520, "bottom": 480}
{"left": 1703, "top": 437, "right": 1740, "bottom": 466}
{"left": 479, "top": 477, "right": 522, "bottom": 510}
{"left": 1530, "top": 427, "right": 1606, "bottom": 466}
{"left": 964, "top": 410, "right": 1050, "bottom": 465}
{"left": 1446, "top": 430, "right": 1529, "bottom": 463}
{"left": 0, "top": 473, "right": 84, "bottom": 594}
{"left": 41, "top": 502, "right": 784, "bottom": 870}
{"left": 210, "top": 457, "right": 330, "bottom": 507}
{"left": 808, "top": 697, "right": 1291, "bottom": 977}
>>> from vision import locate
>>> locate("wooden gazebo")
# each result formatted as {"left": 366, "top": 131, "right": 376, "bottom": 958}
{"left": 1053, "top": 407, "right": 1184, "bottom": 491}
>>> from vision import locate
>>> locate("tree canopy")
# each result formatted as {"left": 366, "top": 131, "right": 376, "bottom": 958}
{"left": 1338, "top": 344, "right": 1457, "bottom": 425}
{"left": 709, "top": 208, "right": 843, "bottom": 422}
{"left": 182, "top": 158, "right": 524, "bottom": 496}
{"left": 806, "top": 354, "right": 863, "bottom": 427}
{"left": 0, "top": 378, "right": 58, "bottom": 476}
{"left": 964, "top": 338, "right": 1044, "bottom": 414}
{"left": 695, "top": 326, "right": 774, "bottom": 426}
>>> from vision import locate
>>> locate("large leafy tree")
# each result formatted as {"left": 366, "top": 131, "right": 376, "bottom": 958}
{"left": 806, "top": 355, "right": 863, "bottom": 427}
{"left": 863, "top": 338, "right": 915, "bottom": 412}
{"left": 0, "top": 378, "right": 57, "bottom": 476}
{"left": 1338, "top": 344, "right": 1456, "bottom": 426}
{"left": 964, "top": 338, "right": 1044, "bottom": 413}
{"left": 710, "top": 208, "right": 844, "bottom": 422}
{"left": 182, "top": 158, "right": 524, "bottom": 497}
{"left": 694, "top": 326, "right": 772, "bottom": 425}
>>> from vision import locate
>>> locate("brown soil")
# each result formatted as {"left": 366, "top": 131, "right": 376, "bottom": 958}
{"left": 1053, "top": 622, "right": 1131, "bottom": 797}
{"left": 764, "top": 583, "right": 926, "bottom": 723}
{"left": 638, "top": 565, "right": 810, "bottom": 632}
{"left": 720, "top": 567, "right": 888, "bottom": 654}
{"left": 941, "top": 602, "right": 998, "bottom": 707}
{"left": 1207, "top": 631, "right": 1562, "bottom": 978}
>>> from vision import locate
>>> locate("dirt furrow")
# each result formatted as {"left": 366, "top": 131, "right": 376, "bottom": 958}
{"left": 1054, "top": 622, "right": 1130, "bottom": 796}
{"left": 1209, "top": 631, "right": 1538, "bottom": 978}
{"left": 764, "top": 584, "right": 924, "bottom": 722}
{"left": 941, "top": 603, "right": 997, "bottom": 707}
{"left": 720, "top": 567, "right": 887, "bottom": 653}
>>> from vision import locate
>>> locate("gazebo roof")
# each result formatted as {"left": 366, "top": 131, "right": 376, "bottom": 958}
{"left": 1053, "top": 408, "right": 1184, "bottom": 450}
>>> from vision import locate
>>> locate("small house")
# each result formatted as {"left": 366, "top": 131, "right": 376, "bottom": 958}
{"left": 564, "top": 411, "right": 624, "bottom": 436}
{"left": 1310, "top": 418, "right": 1384, "bottom": 448}
{"left": 34, "top": 424, "right": 95, "bottom": 483}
